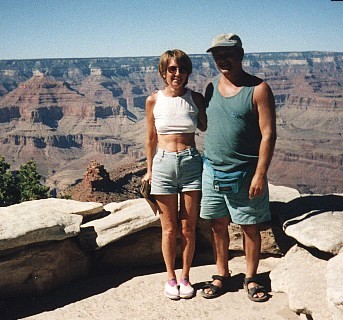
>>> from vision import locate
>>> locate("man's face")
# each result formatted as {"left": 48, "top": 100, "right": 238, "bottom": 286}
{"left": 211, "top": 47, "right": 241, "bottom": 73}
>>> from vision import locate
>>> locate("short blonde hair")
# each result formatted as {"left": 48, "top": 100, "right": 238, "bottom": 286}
{"left": 158, "top": 49, "right": 192, "bottom": 81}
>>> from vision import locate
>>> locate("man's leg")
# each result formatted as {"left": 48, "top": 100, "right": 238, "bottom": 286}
{"left": 241, "top": 224, "right": 265, "bottom": 299}
{"left": 203, "top": 216, "right": 230, "bottom": 294}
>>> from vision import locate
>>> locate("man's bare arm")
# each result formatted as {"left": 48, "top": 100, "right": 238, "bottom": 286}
{"left": 249, "top": 81, "right": 277, "bottom": 199}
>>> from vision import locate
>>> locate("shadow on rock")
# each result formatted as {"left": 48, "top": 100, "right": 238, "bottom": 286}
{"left": 268, "top": 194, "right": 343, "bottom": 256}
{"left": 282, "top": 194, "right": 343, "bottom": 223}
{"left": 0, "top": 263, "right": 166, "bottom": 320}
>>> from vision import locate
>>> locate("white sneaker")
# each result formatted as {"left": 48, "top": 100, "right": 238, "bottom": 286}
{"left": 164, "top": 278, "right": 179, "bottom": 300}
{"left": 179, "top": 277, "right": 194, "bottom": 299}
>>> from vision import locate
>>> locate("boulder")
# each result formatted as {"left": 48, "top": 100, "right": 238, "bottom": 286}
{"left": 283, "top": 211, "right": 343, "bottom": 254}
{"left": 326, "top": 253, "right": 343, "bottom": 319}
{"left": 79, "top": 199, "right": 160, "bottom": 250}
{"left": 94, "top": 227, "right": 164, "bottom": 268}
{"left": 0, "top": 198, "right": 103, "bottom": 251}
{"left": 270, "top": 245, "right": 331, "bottom": 319}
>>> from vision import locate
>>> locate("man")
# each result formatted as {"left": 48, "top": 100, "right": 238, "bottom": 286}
{"left": 200, "top": 34, "right": 276, "bottom": 302}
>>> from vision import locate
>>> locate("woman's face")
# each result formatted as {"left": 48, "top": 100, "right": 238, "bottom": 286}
{"left": 164, "top": 58, "right": 188, "bottom": 88}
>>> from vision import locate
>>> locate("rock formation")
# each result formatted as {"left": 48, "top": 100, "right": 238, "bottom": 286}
{"left": 81, "top": 160, "right": 112, "bottom": 192}
{"left": 270, "top": 194, "right": 343, "bottom": 319}
{"left": 69, "top": 159, "right": 146, "bottom": 203}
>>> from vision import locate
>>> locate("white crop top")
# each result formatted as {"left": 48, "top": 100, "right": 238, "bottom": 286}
{"left": 153, "top": 89, "right": 199, "bottom": 134}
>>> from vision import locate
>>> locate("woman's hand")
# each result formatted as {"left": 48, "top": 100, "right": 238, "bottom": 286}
{"left": 142, "top": 172, "right": 152, "bottom": 183}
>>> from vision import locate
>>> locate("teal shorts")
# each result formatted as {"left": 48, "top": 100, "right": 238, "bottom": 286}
{"left": 200, "top": 162, "right": 271, "bottom": 225}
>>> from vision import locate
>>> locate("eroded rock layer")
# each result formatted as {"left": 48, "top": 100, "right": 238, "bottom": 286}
{"left": 0, "top": 52, "right": 342, "bottom": 194}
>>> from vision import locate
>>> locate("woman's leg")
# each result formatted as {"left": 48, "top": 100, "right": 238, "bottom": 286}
{"left": 179, "top": 190, "right": 201, "bottom": 279}
{"left": 155, "top": 194, "right": 179, "bottom": 280}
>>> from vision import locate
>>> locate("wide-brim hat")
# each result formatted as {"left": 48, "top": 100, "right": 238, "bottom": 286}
{"left": 206, "top": 33, "right": 242, "bottom": 52}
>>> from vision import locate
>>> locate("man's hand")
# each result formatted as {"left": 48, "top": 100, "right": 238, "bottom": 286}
{"left": 249, "top": 174, "right": 267, "bottom": 199}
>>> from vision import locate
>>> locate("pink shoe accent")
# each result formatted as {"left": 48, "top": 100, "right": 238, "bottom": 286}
{"left": 180, "top": 277, "right": 190, "bottom": 285}
{"left": 179, "top": 277, "right": 194, "bottom": 299}
{"left": 164, "top": 278, "right": 179, "bottom": 300}
{"left": 168, "top": 278, "right": 177, "bottom": 286}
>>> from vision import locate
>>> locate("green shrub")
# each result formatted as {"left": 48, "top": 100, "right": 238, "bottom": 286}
{"left": 0, "top": 156, "right": 49, "bottom": 206}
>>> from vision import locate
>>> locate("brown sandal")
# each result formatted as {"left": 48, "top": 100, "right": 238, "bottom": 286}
{"left": 202, "top": 275, "right": 231, "bottom": 299}
{"left": 243, "top": 277, "right": 269, "bottom": 302}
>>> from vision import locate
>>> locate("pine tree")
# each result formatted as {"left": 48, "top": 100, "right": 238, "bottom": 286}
{"left": 0, "top": 156, "right": 18, "bottom": 206}
{"left": 16, "top": 160, "right": 50, "bottom": 202}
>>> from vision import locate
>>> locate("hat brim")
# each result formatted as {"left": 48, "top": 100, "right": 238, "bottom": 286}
{"left": 206, "top": 42, "right": 240, "bottom": 52}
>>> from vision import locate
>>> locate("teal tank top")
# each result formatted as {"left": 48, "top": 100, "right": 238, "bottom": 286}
{"left": 204, "top": 77, "right": 261, "bottom": 172}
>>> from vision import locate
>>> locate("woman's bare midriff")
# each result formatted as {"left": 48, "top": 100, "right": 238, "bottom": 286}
{"left": 157, "top": 133, "right": 196, "bottom": 152}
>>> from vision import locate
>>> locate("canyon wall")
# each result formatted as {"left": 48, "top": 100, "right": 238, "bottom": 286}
{"left": 0, "top": 52, "right": 342, "bottom": 194}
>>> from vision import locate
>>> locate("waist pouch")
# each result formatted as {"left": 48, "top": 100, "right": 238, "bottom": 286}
{"left": 204, "top": 157, "right": 247, "bottom": 194}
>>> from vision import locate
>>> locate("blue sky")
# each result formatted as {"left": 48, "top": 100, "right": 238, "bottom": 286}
{"left": 0, "top": 0, "right": 342, "bottom": 60}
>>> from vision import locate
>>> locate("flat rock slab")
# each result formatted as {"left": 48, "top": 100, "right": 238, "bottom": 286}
{"left": 284, "top": 210, "right": 343, "bottom": 254}
{"left": 268, "top": 184, "right": 301, "bottom": 202}
{"left": 79, "top": 199, "right": 160, "bottom": 250}
{"left": 0, "top": 199, "right": 103, "bottom": 251}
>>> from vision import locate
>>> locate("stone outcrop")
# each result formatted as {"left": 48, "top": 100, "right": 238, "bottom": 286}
{"left": 0, "top": 199, "right": 103, "bottom": 299}
{"left": 0, "top": 198, "right": 102, "bottom": 250}
{"left": 283, "top": 210, "right": 343, "bottom": 254}
{"left": 69, "top": 159, "right": 146, "bottom": 203}
{"left": 326, "top": 254, "right": 343, "bottom": 319}
{"left": 0, "top": 239, "right": 89, "bottom": 298}
{"left": 82, "top": 160, "right": 112, "bottom": 191}
{"left": 79, "top": 199, "right": 160, "bottom": 250}
{"left": 271, "top": 245, "right": 331, "bottom": 319}
{"left": 270, "top": 193, "right": 343, "bottom": 319}
{"left": 0, "top": 184, "right": 342, "bottom": 319}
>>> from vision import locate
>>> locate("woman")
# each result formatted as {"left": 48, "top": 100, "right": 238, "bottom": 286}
{"left": 142, "top": 49, "right": 207, "bottom": 299}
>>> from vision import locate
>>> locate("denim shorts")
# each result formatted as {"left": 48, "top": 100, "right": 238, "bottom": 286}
{"left": 200, "top": 162, "right": 271, "bottom": 225}
{"left": 151, "top": 148, "right": 202, "bottom": 194}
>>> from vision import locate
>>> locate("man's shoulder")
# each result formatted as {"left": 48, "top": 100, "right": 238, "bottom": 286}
{"left": 244, "top": 72, "right": 263, "bottom": 87}
{"left": 242, "top": 72, "right": 272, "bottom": 95}
{"left": 253, "top": 79, "right": 272, "bottom": 94}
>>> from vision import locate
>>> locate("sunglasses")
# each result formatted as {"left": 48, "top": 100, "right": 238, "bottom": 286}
{"left": 212, "top": 49, "right": 240, "bottom": 61}
{"left": 167, "top": 66, "right": 188, "bottom": 74}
